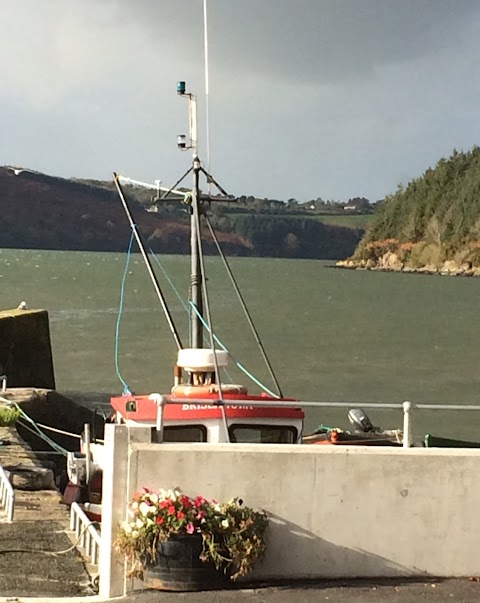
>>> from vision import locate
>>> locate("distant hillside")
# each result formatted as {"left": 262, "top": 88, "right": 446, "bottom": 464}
{"left": 0, "top": 168, "right": 252, "bottom": 255}
{"left": 339, "top": 146, "right": 480, "bottom": 275}
{"left": 0, "top": 167, "right": 362, "bottom": 259}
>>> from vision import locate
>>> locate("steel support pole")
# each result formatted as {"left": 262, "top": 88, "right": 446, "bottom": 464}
{"left": 190, "top": 157, "right": 203, "bottom": 348}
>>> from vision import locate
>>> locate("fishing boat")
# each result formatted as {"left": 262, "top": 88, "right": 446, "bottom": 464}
{"left": 64, "top": 82, "right": 402, "bottom": 519}
{"left": 64, "top": 81, "right": 304, "bottom": 516}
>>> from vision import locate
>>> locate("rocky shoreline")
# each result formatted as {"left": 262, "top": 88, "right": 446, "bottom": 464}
{"left": 337, "top": 253, "right": 480, "bottom": 277}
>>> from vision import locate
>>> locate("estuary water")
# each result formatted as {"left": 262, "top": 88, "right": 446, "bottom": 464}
{"left": 1, "top": 248, "right": 480, "bottom": 440}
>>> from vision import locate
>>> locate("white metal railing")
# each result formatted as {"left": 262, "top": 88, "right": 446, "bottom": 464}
{"left": 148, "top": 394, "right": 480, "bottom": 448}
{"left": 296, "top": 400, "right": 480, "bottom": 448}
{"left": 70, "top": 502, "right": 101, "bottom": 567}
{"left": 0, "top": 465, "right": 14, "bottom": 522}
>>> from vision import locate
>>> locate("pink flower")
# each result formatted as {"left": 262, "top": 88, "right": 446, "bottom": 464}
{"left": 196, "top": 511, "right": 205, "bottom": 520}
{"left": 186, "top": 522, "right": 195, "bottom": 534}
{"left": 194, "top": 496, "right": 206, "bottom": 508}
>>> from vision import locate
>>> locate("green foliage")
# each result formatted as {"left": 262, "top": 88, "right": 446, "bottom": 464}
{"left": 0, "top": 405, "right": 21, "bottom": 426}
{"left": 360, "top": 146, "right": 480, "bottom": 254}
{"left": 408, "top": 242, "right": 443, "bottom": 269}
{"left": 231, "top": 214, "right": 362, "bottom": 259}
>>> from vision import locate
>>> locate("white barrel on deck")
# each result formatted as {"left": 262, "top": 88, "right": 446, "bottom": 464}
{"left": 177, "top": 348, "right": 229, "bottom": 372}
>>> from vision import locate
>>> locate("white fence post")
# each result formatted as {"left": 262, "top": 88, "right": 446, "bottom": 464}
{"left": 403, "top": 401, "right": 413, "bottom": 448}
{"left": 0, "top": 465, "right": 14, "bottom": 522}
{"left": 99, "top": 424, "right": 129, "bottom": 599}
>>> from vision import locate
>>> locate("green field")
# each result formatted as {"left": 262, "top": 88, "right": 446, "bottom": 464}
{"left": 227, "top": 211, "right": 374, "bottom": 229}
{"left": 311, "top": 214, "right": 373, "bottom": 228}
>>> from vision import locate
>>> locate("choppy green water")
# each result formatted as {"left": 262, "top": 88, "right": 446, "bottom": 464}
{"left": 1, "top": 248, "right": 480, "bottom": 439}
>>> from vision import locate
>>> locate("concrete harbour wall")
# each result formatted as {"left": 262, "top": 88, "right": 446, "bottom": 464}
{"left": 100, "top": 425, "right": 480, "bottom": 596}
{"left": 0, "top": 309, "right": 55, "bottom": 389}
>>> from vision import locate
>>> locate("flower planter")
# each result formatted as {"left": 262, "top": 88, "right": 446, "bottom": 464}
{"left": 143, "top": 533, "right": 230, "bottom": 591}
{"left": 116, "top": 487, "right": 268, "bottom": 587}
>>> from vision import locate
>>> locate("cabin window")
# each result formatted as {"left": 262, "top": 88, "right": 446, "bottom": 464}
{"left": 228, "top": 424, "right": 298, "bottom": 444}
{"left": 160, "top": 425, "right": 208, "bottom": 443}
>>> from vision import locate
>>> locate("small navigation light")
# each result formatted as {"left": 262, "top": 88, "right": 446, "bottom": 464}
{"left": 177, "top": 81, "right": 186, "bottom": 95}
{"left": 177, "top": 134, "right": 187, "bottom": 150}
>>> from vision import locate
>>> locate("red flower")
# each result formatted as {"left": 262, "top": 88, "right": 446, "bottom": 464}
{"left": 167, "top": 505, "right": 176, "bottom": 516}
{"left": 159, "top": 500, "right": 170, "bottom": 509}
{"left": 194, "top": 496, "right": 206, "bottom": 508}
{"left": 156, "top": 517, "right": 164, "bottom": 525}
{"left": 181, "top": 495, "right": 192, "bottom": 508}
{"left": 177, "top": 511, "right": 185, "bottom": 520}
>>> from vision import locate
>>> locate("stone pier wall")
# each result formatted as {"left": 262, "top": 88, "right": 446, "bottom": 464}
{"left": 0, "top": 308, "right": 55, "bottom": 389}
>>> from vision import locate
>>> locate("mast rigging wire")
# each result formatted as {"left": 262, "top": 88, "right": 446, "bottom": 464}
{"left": 188, "top": 301, "right": 278, "bottom": 398}
{"left": 204, "top": 213, "right": 283, "bottom": 397}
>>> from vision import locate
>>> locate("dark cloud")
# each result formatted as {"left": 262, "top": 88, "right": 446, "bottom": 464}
{"left": 115, "top": 0, "right": 480, "bottom": 84}
{"left": 1, "top": 0, "right": 480, "bottom": 201}
{"left": 215, "top": 0, "right": 479, "bottom": 82}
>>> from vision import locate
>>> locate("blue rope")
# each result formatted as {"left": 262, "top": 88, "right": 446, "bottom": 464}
{"left": 189, "top": 301, "right": 279, "bottom": 398}
{"left": 114, "top": 229, "right": 135, "bottom": 395}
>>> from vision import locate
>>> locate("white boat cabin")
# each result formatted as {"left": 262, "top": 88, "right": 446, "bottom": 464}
{"left": 110, "top": 348, "right": 304, "bottom": 446}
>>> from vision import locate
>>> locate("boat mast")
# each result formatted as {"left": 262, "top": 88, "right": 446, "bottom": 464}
{"left": 171, "top": 81, "right": 284, "bottom": 398}
{"left": 177, "top": 81, "right": 203, "bottom": 349}
{"left": 191, "top": 157, "right": 203, "bottom": 349}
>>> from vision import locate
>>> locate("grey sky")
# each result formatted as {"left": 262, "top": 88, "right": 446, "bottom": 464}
{"left": 1, "top": 0, "right": 480, "bottom": 202}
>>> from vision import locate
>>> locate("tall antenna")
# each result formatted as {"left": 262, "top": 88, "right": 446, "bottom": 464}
{"left": 203, "top": 0, "right": 211, "bottom": 194}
